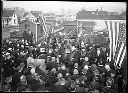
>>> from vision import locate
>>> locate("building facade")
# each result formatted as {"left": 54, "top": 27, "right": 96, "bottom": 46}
{"left": 2, "top": 9, "right": 19, "bottom": 39}
{"left": 69, "top": 15, "right": 76, "bottom": 21}
{"left": 19, "top": 20, "right": 45, "bottom": 42}
{"left": 76, "top": 8, "right": 121, "bottom": 34}
{"left": 20, "top": 11, "right": 42, "bottom": 23}
{"left": 2, "top": 9, "right": 19, "bottom": 27}
{"left": 20, "top": 12, "right": 37, "bottom": 22}
{"left": 43, "top": 13, "right": 56, "bottom": 26}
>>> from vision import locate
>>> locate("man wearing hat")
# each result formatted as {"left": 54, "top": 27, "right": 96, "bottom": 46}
{"left": 57, "top": 64, "right": 69, "bottom": 78}
{"left": 70, "top": 63, "right": 81, "bottom": 81}
{"left": 24, "top": 40, "right": 30, "bottom": 51}
{"left": 88, "top": 46, "right": 97, "bottom": 64}
{"left": 81, "top": 65, "right": 89, "bottom": 75}
{"left": 71, "top": 46, "right": 81, "bottom": 65}
{"left": 81, "top": 57, "right": 90, "bottom": 68}
{"left": 28, "top": 46, "right": 34, "bottom": 56}
{"left": 46, "top": 57, "right": 58, "bottom": 72}
{"left": 3, "top": 52, "right": 16, "bottom": 79}
{"left": 104, "top": 63, "right": 113, "bottom": 77}
{"left": 80, "top": 48, "right": 88, "bottom": 58}
{"left": 50, "top": 48, "right": 59, "bottom": 59}
{"left": 10, "top": 66, "right": 23, "bottom": 91}
{"left": 15, "top": 50, "right": 27, "bottom": 68}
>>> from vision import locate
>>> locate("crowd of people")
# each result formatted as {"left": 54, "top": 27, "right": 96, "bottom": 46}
{"left": 1, "top": 36, "right": 126, "bottom": 92}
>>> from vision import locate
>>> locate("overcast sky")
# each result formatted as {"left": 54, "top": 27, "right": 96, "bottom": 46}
{"left": 3, "top": 1, "right": 126, "bottom": 15}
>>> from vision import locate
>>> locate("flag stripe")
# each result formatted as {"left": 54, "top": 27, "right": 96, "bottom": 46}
{"left": 114, "top": 22, "right": 120, "bottom": 62}
{"left": 109, "top": 21, "right": 113, "bottom": 61}
{"left": 115, "top": 22, "right": 119, "bottom": 48}
{"left": 117, "top": 46, "right": 126, "bottom": 68}
{"left": 106, "top": 21, "right": 112, "bottom": 61}
{"left": 112, "top": 22, "right": 116, "bottom": 59}
{"left": 115, "top": 43, "right": 125, "bottom": 66}
{"left": 117, "top": 45, "right": 125, "bottom": 66}
{"left": 114, "top": 23, "right": 122, "bottom": 63}
{"left": 114, "top": 42, "right": 122, "bottom": 64}
{"left": 114, "top": 22, "right": 118, "bottom": 58}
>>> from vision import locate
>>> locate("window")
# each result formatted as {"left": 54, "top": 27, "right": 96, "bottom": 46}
{"left": 7, "top": 20, "right": 9, "bottom": 25}
{"left": 40, "top": 25, "right": 44, "bottom": 34}
{"left": 14, "top": 19, "right": 16, "bottom": 24}
{"left": 27, "top": 24, "right": 30, "bottom": 27}
{"left": 25, "top": 24, "right": 30, "bottom": 28}
{"left": 25, "top": 24, "right": 27, "bottom": 28}
{"left": 2, "top": 20, "right": 4, "bottom": 25}
{"left": 2, "top": 20, "right": 4, "bottom": 27}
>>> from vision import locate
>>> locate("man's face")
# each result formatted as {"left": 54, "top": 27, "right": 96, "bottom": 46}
{"left": 85, "top": 57, "right": 89, "bottom": 61}
{"left": 74, "top": 63, "right": 78, "bottom": 67}
{"left": 111, "top": 73, "right": 115, "bottom": 77}
{"left": 20, "top": 51, "right": 25, "bottom": 56}
{"left": 6, "top": 55, "right": 11, "bottom": 60}
{"left": 82, "top": 49, "right": 85, "bottom": 52}
{"left": 97, "top": 50, "right": 100, "bottom": 55}
{"left": 94, "top": 76, "right": 99, "bottom": 81}
{"left": 17, "top": 44, "right": 19, "bottom": 47}
{"left": 75, "top": 79, "right": 80, "bottom": 84}
{"left": 61, "top": 65, "right": 66, "bottom": 70}
{"left": 57, "top": 73, "right": 63, "bottom": 78}
{"left": 49, "top": 48, "right": 53, "bottom": 53}
{"left": 55, "top": 48, "right": 58, "bottom": 52}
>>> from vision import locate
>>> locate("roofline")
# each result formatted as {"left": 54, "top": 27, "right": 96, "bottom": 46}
{"left": 2, "top": 17, "right": 10, "bottom": 18}
{"left": 2, "top": 9, "right": 15, "bottom": 17}
{"left": 20, "top": 20, "right": 40, "bottom": 24}
{"left": 31, "top": 12, "right": 41, "bottom": 18}
{"left": 77, "top": 19, "right": 126, "bottom": 22}
{"left": 22, "top": 12, "right": 37, "bottom": 18}
{"left": 28, "top": 12, "right": 37, "bottom": 18}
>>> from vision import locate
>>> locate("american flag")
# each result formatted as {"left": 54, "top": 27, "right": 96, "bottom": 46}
{"left": 105, "top": 21, "right": 126, "bottom": 68}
